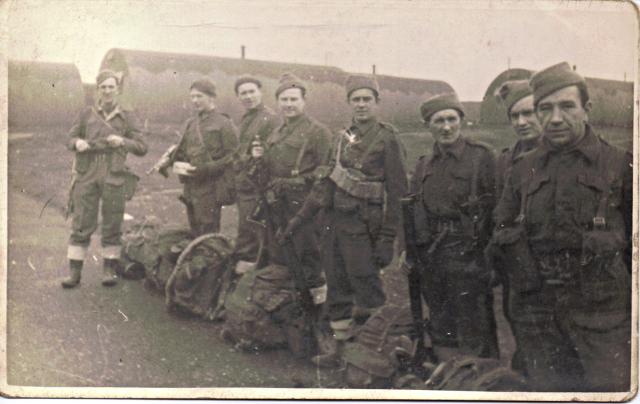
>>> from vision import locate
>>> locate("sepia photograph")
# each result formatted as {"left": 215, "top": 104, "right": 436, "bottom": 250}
{"left": 1, "top": 0, "right": 638, "bottom": 400}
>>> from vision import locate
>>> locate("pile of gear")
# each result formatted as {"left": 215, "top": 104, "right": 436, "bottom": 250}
{"left": 119, "top": 217, "right": 526, "bottom": 391}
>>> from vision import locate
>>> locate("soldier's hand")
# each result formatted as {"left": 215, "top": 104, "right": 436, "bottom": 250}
{"left": 276, "top": 216, "right": 302, "bottom": 245}
{"left": 75, "top": 138, "right": 90, "bottom": 152}
{"left": 106, "top": 134, "right": 125, "bottom": 147}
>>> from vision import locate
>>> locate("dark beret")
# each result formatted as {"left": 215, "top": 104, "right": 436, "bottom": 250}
{"left": 530, "top": 62, "right": 588, "bottom": 106}
{"left": 275, "top": 72, "right": 306, "bottom": 99}
{"left": 190, "top": 77, "right": 217, "bottom": 97}
{"left": 96, "top": 69, "right": 119, "bottom": 86}
{"left": 344, "top": 75, "right": 380, "bottom": 99}
{"left": 234, "top": 75, "right": 262, "bottom": 94}
{"left": 496, "top": 80, "right": 533, "bottom": 115}
{"left": 420, "top": 92, "right": 465, "bottom": 122}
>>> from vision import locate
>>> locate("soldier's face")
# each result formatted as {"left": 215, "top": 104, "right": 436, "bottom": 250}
{"left": 190, "top": 89, "right": 215, "bottom": 113}
{"left": 278, "top": 88, "right": 305, "bottom": 119}
{"left": 237, "top": 82, "right": 262, "bottom": 110}
{"left": 536, "top": 85, "right": 590, "bottom": 147}
{"left": 427, "top": 109, "right": 462, "bottom": 146}
{"left": 97, "top": 77, "right": 118, "bottom": 104}
{"left": 509, "top": 95, "right": 541, "bottom": 141}
{"left": 349, "top": 88, "right": 378, "bottom": 123}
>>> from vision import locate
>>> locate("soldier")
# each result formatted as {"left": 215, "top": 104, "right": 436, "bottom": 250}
{"left": 279, "top": 75, "right": 408, "bottom": 367}
{"left": 262, "top": 73, "right": 331, "bottom": 303}
{"left": 62, "top": 69, "right": 147, "bottom": 288}
{"left": 493, "top": 62, "right": 632, "bottom": 391}
{"left": 232, "top": 75, "right": 280, "bottom": 269}
{"left": 410, "top": 92, "right": 498, "bottom": 361}
{"left": 495, "top": 80, "right": 542, "bottom": 199}
{"left": 493, "top": 79, "right": 542, "bottom": 372}
{"left": 157, "top": 78, "right": 239, "bottom": 236}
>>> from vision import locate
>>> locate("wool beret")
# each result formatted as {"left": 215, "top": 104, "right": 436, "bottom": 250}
{"left": 530, "top": 62, "right": 588, "bottom": 106}
{"left": 96, "top": 69, "right": 119, "bottom": 86}
{"left": 496, "top": 80, "right": 533, "bottom": 114}
{"left": 420, "top": 92, "right": 465, "bottom": 122}
{"left": 234, "top": 75, "right": 262, "bottom": 94}
{"left": 275, "top": 72, "right": 306, "bottom": 98}
{"left": 344, "top": 74, "right": 380, "bottom": 99}
{"left": 190, "top": 77, "right": 217, "bottom": 97}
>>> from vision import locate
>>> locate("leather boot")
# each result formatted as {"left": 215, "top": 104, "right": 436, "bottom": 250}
{"left": 61, "top": 260, "right": 83, "bottom": 288}
{"left": 101, "top": 259, "right": 119, "bottom": 287}
{"left": 311, "top": 339, "right": 346, "bottom": 368}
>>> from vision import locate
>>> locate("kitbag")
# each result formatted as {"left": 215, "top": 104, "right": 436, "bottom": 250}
{"left": 221, "top": 264, "right": 311, "bottom": 355}
{"left": 121, "top": 219, "right": 192, "bottom": 283}
{"left": 343, "top": 304, "right": 416, "bottom": 389}
{"left": 424, "top": 355, "right": 527, "bottom": 391}
{"left": 164, "top": 233, "right": 234, "bottom": 320}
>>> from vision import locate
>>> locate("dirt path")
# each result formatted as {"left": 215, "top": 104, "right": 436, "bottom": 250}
{"left": 6, "top": 191, "right": 335, "bottom": 388}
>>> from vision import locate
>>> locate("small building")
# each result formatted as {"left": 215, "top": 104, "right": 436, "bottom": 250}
{"left": 99, "top": 48, "right": 453, "bottom": 131}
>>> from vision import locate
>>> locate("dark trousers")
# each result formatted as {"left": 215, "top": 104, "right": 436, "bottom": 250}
{"left": 420, "top": 243, "right": 498, "bottom": 361}
{"left": 508, "top": 254, "right": 631, "bottom": 392}
{"left": 323, "top": 209, "right": 385, "bottom": 322}
{"left": 184, "top": 196, "right": 221, "bottom": 237}
{"left": 234, "top": 197, "right": 262, "bottom": 262}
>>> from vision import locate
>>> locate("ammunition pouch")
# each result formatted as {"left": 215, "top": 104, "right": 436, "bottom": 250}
{"left": 486, "top": 226, "right": 541, "bottom": 293}
{"left": 329, "top": 163, "right": 384, "bottom": 202}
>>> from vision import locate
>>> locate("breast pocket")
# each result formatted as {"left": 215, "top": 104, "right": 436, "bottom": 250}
{"left": 576, "top": 174, "right": 607, "bottom": 226}
{"left": 201, "top": 126, "right": 224, "bottom": 157}
{"left": 524, "top": 174, "right": 551, "bottom": 226}
{"left": 449, "top": 167, "right": 472, "bottom": 203}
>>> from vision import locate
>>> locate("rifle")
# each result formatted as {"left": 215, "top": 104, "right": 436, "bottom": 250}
{"left": 400, "top": 194, "right": 438, "bottom": 373}
{"left": 250, "top": 188, "right": 326, "bottom": 357}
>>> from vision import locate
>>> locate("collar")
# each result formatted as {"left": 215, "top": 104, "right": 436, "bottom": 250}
{"left": 433, "top": 135, "right": 466, "bottom": 160}
{"left": 349, "top": 117, "right": 378, "bottom": 140}
{"left": 96, "top": 100, "right": 123, "bottom": 121}
{"left": 511, "top": 137, "right": 541, "bottom": 163}
{"left": 539, "top": 124, "right": 599, "bottom": 164}
{"left": 281, "top": 113, "right": 308, "bottom": 133}
{"left": 243, "top": 103, "right": 264, "bottom": 118}
{"left": 198, "top": 107, "right": 216, "bottom": 119}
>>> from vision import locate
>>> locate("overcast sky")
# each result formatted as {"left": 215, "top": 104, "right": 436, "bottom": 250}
{"left": 6, "top": 0, "right": 638, "bottom": 100}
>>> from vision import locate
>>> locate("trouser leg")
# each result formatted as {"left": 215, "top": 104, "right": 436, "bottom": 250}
{"left": 101, "top": 183, "right": 125, "bottom": 259}
{"left": 291, "top": 220, "right": 324, "bottom": 289}
{"left": 187, "top": 196, "right": 221, "bottom": 236}
{"left": 69, "top": 178, "right": 100, "bottom": 248}
{"left": 234, "top": 198, "right": 262, "bottom": 262}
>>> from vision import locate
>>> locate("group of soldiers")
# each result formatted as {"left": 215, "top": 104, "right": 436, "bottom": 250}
{"left": 60, "top": 61, "right": 631, "bottom": 392}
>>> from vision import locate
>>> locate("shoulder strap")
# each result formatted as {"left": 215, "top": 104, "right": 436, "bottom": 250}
{"left": 291, "top": 136, "right": 310, "bottom": 177}
{"left": 469, "top": 147, "right": 482, "bottom": 202}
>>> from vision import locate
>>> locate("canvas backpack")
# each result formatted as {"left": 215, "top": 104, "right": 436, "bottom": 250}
{"left": 121, "top": 218, "right": 192, "bottom": 284}
{"left": 164, "top": 233, "right": 234, "bottom": 320}
{"left": 343, "top": 304, "right": 416, "bottom": 389}
{"left": 221, "top": 264, "right": 313, "bottom": 356}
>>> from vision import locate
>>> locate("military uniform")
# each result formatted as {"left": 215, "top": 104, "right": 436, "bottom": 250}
{"left": 410, "top": 136, "right": 498, "bottom": 360}
{"left": 234, "top": 104, "right": 280, "bottom": 262}
{"left": 494, "top": 127, "right": 632, "bottom": 391}
{"left": 67, "top": 102, "right": 147, "bottom": 262}
{"left": 264, "top": 113, "right": 332, "bottom": 289}
{"left": 171, "top": 108, "right": 238, "bottom": 236}
{"left": 495, "top": 140, "right": 539, "bottom": 202}
{"left": 294, "top": 118, "right": 407, "bottom": 334}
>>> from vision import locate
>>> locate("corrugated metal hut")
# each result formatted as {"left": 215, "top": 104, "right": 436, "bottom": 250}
{"left": 8, "top": 60, "right": 85, "bottom": 130}
{"left": 99, "top": 48, "right": 453, "bottom": 130}
{"left": 480, "top": 67, "right": 633, "bottom": 128}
